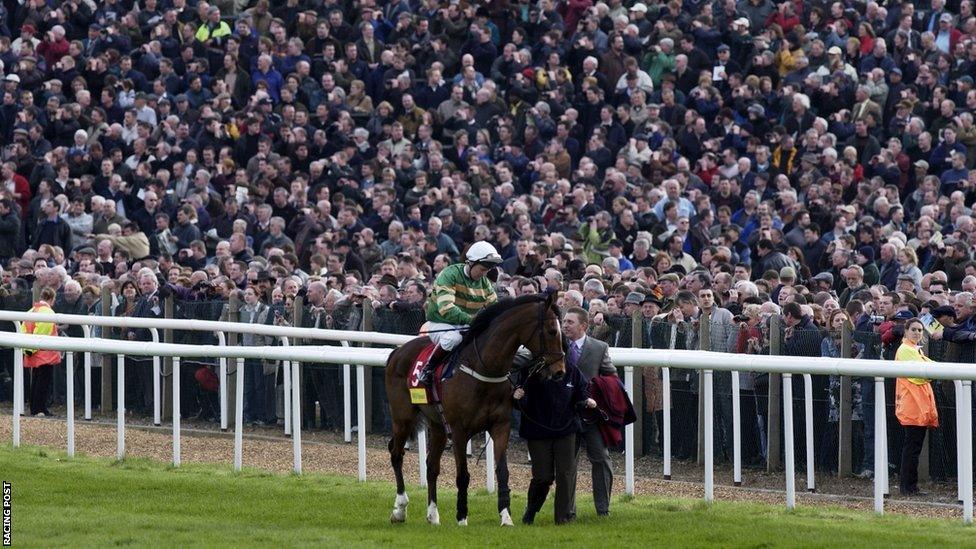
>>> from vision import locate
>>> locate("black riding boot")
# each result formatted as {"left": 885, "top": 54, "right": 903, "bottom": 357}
{"left": 418, "top": 346, "right": 449, "bottom": 386}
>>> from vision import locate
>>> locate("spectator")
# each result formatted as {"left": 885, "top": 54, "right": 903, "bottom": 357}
{"left": 239, "top": 286, "right": 276, "bottom": 426}
{"left": 894, "top": 318, "right": 938, "bottom": 496}
{"left": 20, "top": 287, "right": 60, "bottom": 417}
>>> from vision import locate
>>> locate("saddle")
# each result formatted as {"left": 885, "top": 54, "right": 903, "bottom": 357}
{"left": 408, "top": 343, "right": 458, "bottom": 404}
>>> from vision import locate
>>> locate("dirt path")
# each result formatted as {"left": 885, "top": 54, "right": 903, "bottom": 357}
{"left": 0, "top": 409, "right": 963, "bottom": 520}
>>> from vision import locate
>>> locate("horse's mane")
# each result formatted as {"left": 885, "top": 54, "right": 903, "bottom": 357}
{"left": 460, "top": 293, "right": 551, "bottom": 347}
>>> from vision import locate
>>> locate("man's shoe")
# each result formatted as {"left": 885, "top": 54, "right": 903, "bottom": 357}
{"left": 34, "top": 412, "right": 45, "bottom": 418}
{"left": 521, "top": 511, "right": 535, "bottom": 525}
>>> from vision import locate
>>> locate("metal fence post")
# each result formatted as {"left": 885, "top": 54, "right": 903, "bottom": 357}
{"left": 697, "top": 313, "right": 711, "bottom": 464}
{"left": 768, "top": 315, "right": 783, "bottom": 471}
{"left": 783, "top": 373, "right": 795, "bottom": 510}
{"left": 291, "top": 298, "right": 304, "bottom": 430}
{"left": 630, "top": 310, "right": 644, "bottom": 457}
{"left": 227, "top": 294, "right": 240, "bottom": 429}
{"left": 838, "top": 320, "right": 853, "bottom": 477}
{"left": 624, "top": 366, "right": 635, "bottom": 495}
{"left": 162, "top": 296, "right": 174, "bottom": 420}
{"left": 362, "top": 304, "right": 374, "bottom": 433}
{"left": 917, "top": 339, "right": 931, "bottom": 483}
{"left": 218, "top": 304, "right": 229, "bottom": 431}
{"left": 100, "top": 286, "right": 112, "bottom": 415}
{"left": 874, "top": 377, "right": 886, "bottom": 515}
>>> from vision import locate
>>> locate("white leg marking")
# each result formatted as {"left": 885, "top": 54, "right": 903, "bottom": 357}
{"left": 427, "top": 502, "right": 441, "bottom": 525}
{"left": 391, "top": 493, "right": 409, "bottom": 523}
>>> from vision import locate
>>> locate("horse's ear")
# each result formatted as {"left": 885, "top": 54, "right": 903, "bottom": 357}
{"left": 543, "top": 288, "right": 558, "bottom": 309}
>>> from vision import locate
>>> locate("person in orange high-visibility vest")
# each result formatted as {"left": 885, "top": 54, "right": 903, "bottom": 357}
{"left": 894, "top": 317, "right": 939, "bottom": 497}
{"left": 20, "top": 287, "right": 61, "bottom": 417}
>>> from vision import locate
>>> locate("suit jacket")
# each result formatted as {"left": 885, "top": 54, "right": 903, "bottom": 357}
{"left": 130, "top": 290, "right": 163, "bottom": 343}
{"left": 852, "top": 99, "right": 882, "bottom": 123}
{"left": 574, "top": 335, "right": 617, "bottom": 381}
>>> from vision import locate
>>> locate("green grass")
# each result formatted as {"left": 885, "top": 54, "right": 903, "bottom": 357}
{"left": 1, "top": 444, "right": 973, "bottom": 548}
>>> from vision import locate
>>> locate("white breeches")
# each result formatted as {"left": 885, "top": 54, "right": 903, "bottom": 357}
{"left": 423, "top": 322, "right": 465, "bottom": 351}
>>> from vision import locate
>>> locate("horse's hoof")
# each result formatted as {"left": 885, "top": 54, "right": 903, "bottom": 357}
{"left": 457, "top": 518, "right": 468, "bottom": 526}
{"left": 391, "top": 494, "right": 409, "bottom": 523}
{"left": 427, "top": 502, "right": 441, "bottom": 526}
{"left": 500, "top": 508, "right": 514, "bottom": 527}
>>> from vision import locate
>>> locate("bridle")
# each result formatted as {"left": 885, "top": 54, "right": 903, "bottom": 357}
{"left": 463, "top": 299, "right": 564, "bottom": 385}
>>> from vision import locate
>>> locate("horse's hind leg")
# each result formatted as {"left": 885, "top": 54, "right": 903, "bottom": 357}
{"left": 490, "top": 422, "right": 514, "bottom": 526}
{"left": 453, "top": 430, "right": 472, "bottom": 525}
{"left": 389, "top": 414, "right": 416, "bottom": 523}
{"left": 425, "top": 423, "right": 448, "bottom": 525}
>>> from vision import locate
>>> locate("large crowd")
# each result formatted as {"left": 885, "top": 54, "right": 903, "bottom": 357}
{"left": 1, "top": 0, "right": 976, "bottom": 486}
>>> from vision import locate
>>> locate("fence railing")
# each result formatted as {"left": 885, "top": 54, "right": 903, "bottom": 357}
{"left": 4, "top": 305, "right": 974, "bottom": 489}
{"left": 0, "top": 304, "right": 411, "bottom": 442}
{"left": 3, "top": 326, "right": 976, "bottom": 523}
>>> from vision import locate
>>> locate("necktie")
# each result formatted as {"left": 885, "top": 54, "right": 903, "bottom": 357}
{"left": 569, "top": 341, "right": 581, "bottom": 368}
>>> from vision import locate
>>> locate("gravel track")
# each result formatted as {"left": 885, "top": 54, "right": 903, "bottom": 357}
{"left": 0, "top": 408, "right": 964, "bottom": 520}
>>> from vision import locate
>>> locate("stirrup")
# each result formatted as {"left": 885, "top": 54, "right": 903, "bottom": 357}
{"left": 418, "top": 366, "right": 435, "bottom": 386}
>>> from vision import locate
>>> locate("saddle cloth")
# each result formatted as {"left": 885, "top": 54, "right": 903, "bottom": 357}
{"left": 407, "top": 343, "right": 457, "bottom": 404}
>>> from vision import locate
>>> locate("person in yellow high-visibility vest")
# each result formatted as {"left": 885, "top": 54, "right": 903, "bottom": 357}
{"left": 20, "top": 287, "right": 61, "bottom": 417}
{"left": 895, "top": 317, "right": 939, "bottom": 497}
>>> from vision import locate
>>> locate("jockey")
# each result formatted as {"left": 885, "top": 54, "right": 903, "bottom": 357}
{"left": 417, "top": 240, "right": 502, "bottom": 385}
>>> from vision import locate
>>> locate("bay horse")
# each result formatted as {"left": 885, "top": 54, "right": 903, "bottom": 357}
{"left": 385, "top": 292, "right": 566, "bottom": 526}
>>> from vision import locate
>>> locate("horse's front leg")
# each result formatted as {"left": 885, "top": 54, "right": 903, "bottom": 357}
{"left": 426, "top": 424, "right": 448, "bottom": 525}
{"left": 490, "top": 421, "right": 513, "bottom": 526}
{"left": 453, "top": 430, "right": 471, "bottom": 526}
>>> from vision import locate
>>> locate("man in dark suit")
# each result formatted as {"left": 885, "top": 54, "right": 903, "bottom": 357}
{"left": 562, "top": 306, "right": 617, "bottom": 516}
{"left": 124, "top": 270, "right": 163, "bottom": 415}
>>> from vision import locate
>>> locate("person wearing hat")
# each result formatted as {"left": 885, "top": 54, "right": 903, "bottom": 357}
{"left": 934, "top": 305, "right": 976, "bottom": 342}
{"left": 810, "top": 271, "right": 834, "bottom": 293}
{"left": 656, "top": 272, "right": 680, "bottom": 313}
{"left": 12, "top": 24, "right": 39, "bottom": 56}
{"left": 816, "top": 45, "right": 851, "bottom": 81}
{"left": 888, "top": 99, "right": 914, "bottom": 135}
{"left": 622, "top": 291, "right": 645, "bottom": 316}
{"left": 935, "top": 12, "right": 962, "bottom": 53}
{"left": 896, "top": 273, "right": 917, "bottom": 294}
{"left": 640, "top": 294, "right": 662, "bottom": 320}
{"left": 854, "top": 246, "right": 880, "bottom": 286}
{"left": 196, "top": 5, "right": 232, "bottom": 54}
{"left": 417, "top": 240, "right": 503, "bottom": 385}
{"left": 712, "top": 44, "right": 741, "bottom": 84}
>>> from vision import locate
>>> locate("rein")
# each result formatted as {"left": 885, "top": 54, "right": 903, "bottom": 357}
{"left": 462, "top": 300, "right": 564, "bottom": 385}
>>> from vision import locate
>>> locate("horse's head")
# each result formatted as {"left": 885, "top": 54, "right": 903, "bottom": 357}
{"left": 526, "top": 290, "right": 566, "bottom": 380}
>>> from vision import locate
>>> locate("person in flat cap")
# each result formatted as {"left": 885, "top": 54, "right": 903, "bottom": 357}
{"left": 896, "top": 273, "right": 917, "bottom": 293}
{"left": 623, "top": 291, "right": 645, "bottom": 315}
{"left": 810, "top": 272, "right": 834, "bottom": 292}
{"left": 933, "top": 306, "right": 976, "bottom": 342}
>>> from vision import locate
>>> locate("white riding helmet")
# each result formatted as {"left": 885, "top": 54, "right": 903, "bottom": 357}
{"left": 466, "top": 241, "right": 503, "bottom": 265}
